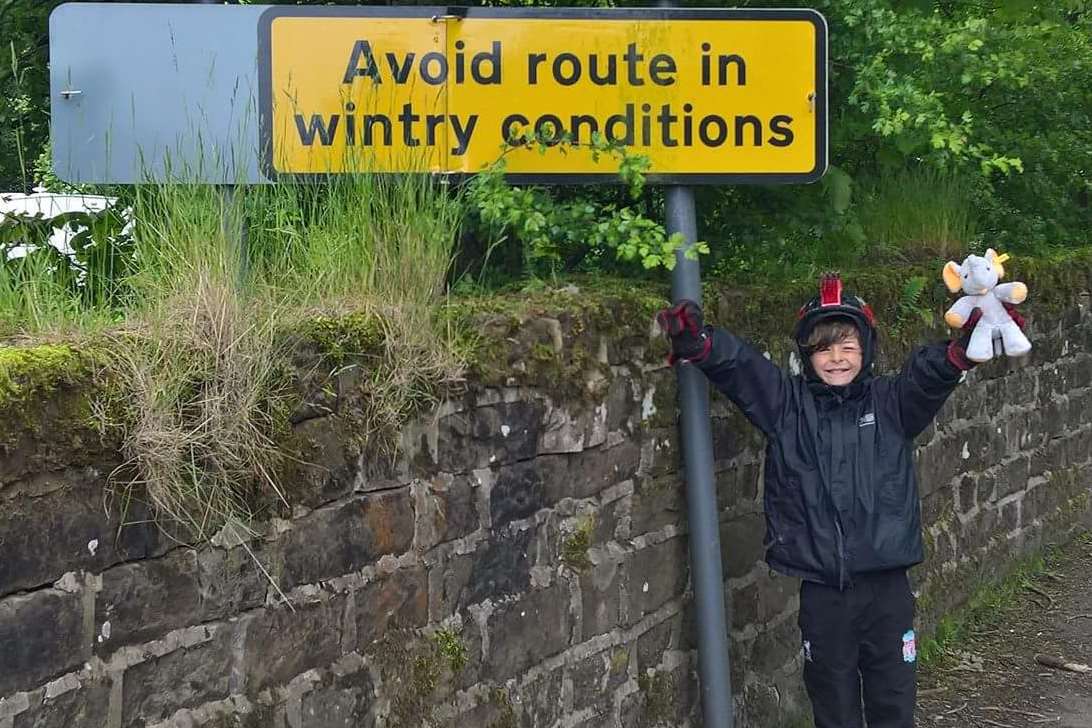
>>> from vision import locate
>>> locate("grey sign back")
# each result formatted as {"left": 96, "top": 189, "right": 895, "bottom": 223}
{"left": 50, "top": 2, "right": 268, "bottom": 185}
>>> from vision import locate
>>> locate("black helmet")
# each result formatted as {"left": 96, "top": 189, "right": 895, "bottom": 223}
{"left": 795, "top": 273, "right": 878, "bottom": 381}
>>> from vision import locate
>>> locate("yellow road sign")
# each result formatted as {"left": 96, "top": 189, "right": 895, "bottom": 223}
{"left": 259, "top": 8, "right": 827, "bottom": 184}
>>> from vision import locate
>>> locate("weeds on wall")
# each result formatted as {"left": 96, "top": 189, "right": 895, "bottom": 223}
{"left": 0, "top": 162, "right": 467, "bottom": 546}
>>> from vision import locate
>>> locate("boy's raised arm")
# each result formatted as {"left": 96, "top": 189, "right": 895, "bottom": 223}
{"left": 698, "top": 328, "right": 789, "bottom": 435}
{"left": 887, "top": 343, "right": 965, "bottom": 439}
{"left": 886, "top": 309, "right": 995, "bottom": 437}
{"left": 658, "top": 301, "right": 788, "bottom": 435}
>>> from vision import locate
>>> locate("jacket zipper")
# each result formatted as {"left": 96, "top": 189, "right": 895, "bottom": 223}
{"left": 835, "top": 520, "right": 846, "bottom": 591}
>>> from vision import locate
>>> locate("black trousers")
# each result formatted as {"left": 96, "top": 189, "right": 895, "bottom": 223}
{"left": 798, "top": 569, "right": 917, "bottom": 728}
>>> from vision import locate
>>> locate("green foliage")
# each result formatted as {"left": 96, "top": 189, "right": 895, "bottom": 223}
{"left": 893, "top": 275, "right": 935, "bottom": 329}
{"left": 560, "top": 515, "right": 595, "bottom": 571}
{"left": 464, "top": 132, "right": 706, "bottom": 281}
{"left": 0, "top": 203, "right": 133, "bottom": 336}
{"left": 918, "top": 547, "right": 1056, "bottom": 669}
{"left": 4, "top": 0, "right": 1087, "bottom": 289}
{"left": 857, "top": 166, "right": 978, "bottom": 261}
{"left": 432, "top": 627, "right": 469, "bottom": 674}
{"left": 0, "top": 2, "right": 64, "bottom": 191}
{"left": 706, "top": 0, "right": 1090, "bottom": 280}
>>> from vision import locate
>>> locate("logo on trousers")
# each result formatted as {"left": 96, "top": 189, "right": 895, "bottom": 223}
{"left": 902, "top": 630, "right": 917, "bottom": 663}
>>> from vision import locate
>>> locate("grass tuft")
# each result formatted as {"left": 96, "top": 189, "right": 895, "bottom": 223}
{"left": 2, "top": 164, "right": 466, "bottom": 547}
{"left": 858, "top": 166, "right": 979, "bottom": 262}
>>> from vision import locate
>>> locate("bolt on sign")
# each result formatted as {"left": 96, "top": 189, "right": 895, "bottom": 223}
{"left": 261, "top": 7, "right": 828, "bottom": 184}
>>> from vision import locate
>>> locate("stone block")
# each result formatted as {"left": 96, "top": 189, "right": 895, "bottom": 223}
{"left": 1004, "top": 369, "right": 1037, "bottom": 405}
{"left": 279, "top": 489, "right": 413, "bottom": 590}
{"left": 427, "top": 473, "right": 479, "bottom": 543}
{"left": 195, "top": 545, "right": 268, "bottom": 621}
{"left": 641, "top": 427, "right": 681, "bottom": 478}
{"left": 436, "top": 401, "right": 543, "bottom": 472}
{"left": 0, "top": 588, "right": 85, "bottom": 695}
{"left": 995, "top": 456, "right": 1031, "bottom": 499}
{"left": 636, "top": 619, "right": 672, "bottom": 672}
{"left": 300, "top": 663, "right": 375, "bottom": 728}
{"left": 955, "top": 506, "right": 999, "bottom": 557}
{"left": 999, "top": 498, "right": 1022, "bottom": 532}
{"left": 489, "top": 460, "right": 545, "bottom": 528}
{"left": 540, "top": 399, "right": 606, "bottom": 454}
{"left": 436, "top": 691, "right": 517, "bottom": 728}
{"left": 580, "top": 556, "right": 623, "bottom": 639}
{"left": 1042, "top": 396, "right": 1068, "bottom": 438}
{"left": 0, "top": 481, "right": 162, "bottom": 598}
{"left": 730, "top": 581, "right": 760, "bottom": 632}
{"left": 353, "top": 567, "right": 428, "bottom": 649}
{"left": 720, "top": 513, "right": 766, "bottom": 580}
{"left": 920, "top": 488, "right": 953, "bottom": 530}
{"left": 628, "top": 538, "right": 687, "bottom": 622}
{"left": 539, "top": 440, "right": 641, "bottom": 505}
{"left": 956, "top": 475, "right": 977, "bottom": 514}
{"left": 485, "top": 584, "right": 571, "bottom": 680}
{"left": 96, "top": 549, "right": 201, "bottom": 652}
{"left": 1037, "top": 364, "right": 1068, "bottom": 399}
{"left": 753, "top": 570, "right": 798, "bottom": 624}
{"left": 462, "top": 528, "right": 533, "bottom": 608}
{"left": 13, "top": 676, "right": 111, "bottom": 728}
{"left": 1066, "top": 427, "right": 1092, "bottom": 467}
{"left": 715, "top": 459, "right": 761, "bottom": 513}
{"left": 514, "top": 668, "right": 565, "bottom": 727}
{"left": 606, "top": 376, "right": 637, "bottom": 433}
{"left": 242, "top": 596, "right": 344, "bottom": 692}
{"left": 630, "top": 475, "right": 684, "bottom": 537}
{"left": 916, "top": 439, "right": 961, "bottom": 498}
{"left": 570, "top": 651, "right": 610, "bottom": 712}
{"left": 630, "top": 664, "right": 691, "bottom": 728}
{"left": 430, "top": 550, "right": 475, "bottom": 620}
{"left": 711, "top": 408, "right": 761, "bottom": 462}
{"left": 1067, "top": 390, "right": 1092, "bottom": 430}
{"left": 749, "top": 619, "right": 802, "bottom": 675}
{"left": 121, "top": 626, "right": 232, "bottom": 727}
{"left": 280, "top": 416, "right": 358, "bottom": 508}
{"left": 1071, "top": 356, "right": 1092, "bottom": 389}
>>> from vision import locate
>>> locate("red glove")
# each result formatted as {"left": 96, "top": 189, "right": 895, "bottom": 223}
{"left": 947, "top": 307, "right": 983, "bottom": 371}
{"left": 656, "top": 300, "right": 712, "bottom": 365}
{"left": 1002, "top": 301, "right": 1026, "bottom": 330}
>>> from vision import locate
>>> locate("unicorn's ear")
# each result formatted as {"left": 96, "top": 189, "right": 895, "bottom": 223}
{"left": 943, "top": 261, "right": 963, "bottom": 293}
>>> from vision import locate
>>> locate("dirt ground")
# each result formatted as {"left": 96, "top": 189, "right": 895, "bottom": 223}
{"left": 919, "top": 533, "right": 1092, "bottom": 728}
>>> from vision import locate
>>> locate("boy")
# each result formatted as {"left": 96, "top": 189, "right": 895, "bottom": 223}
{"left": 657, "top": 274, "right": 999, "bottom": 728}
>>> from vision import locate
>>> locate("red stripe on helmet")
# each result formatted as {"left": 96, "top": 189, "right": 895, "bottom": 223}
{"left": 819, "top": 273, "right": 843, "bottom": 307}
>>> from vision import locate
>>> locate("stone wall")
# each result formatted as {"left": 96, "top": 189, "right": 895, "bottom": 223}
{"left": 1, "top": 286, "right": 1091, "bottom": 728}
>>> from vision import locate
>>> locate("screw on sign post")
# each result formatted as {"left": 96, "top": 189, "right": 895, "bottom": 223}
{"left": 50, "top": 9, "right": 827, "bottom": 725}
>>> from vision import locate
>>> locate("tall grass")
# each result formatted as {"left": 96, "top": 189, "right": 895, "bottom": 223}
{"left": 858, "top": 166, "right": 978, "bottom": 261}
{"left": 3, "top": 166, "right": 466, "bottom": 545}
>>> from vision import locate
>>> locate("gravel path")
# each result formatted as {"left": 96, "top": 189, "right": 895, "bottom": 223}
{"left": 918, "top": 533, "right": 1092, "bottom": 728}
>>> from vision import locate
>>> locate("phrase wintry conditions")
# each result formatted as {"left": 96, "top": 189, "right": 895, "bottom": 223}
{"left": 294, "top": 39, "right": 797, "bottom": 156}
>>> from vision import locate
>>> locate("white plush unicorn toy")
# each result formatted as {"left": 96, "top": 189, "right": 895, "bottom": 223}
{"left": 943, "top": 248, "right": 1031, "bottom": 363}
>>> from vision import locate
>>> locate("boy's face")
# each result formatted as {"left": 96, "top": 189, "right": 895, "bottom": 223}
{"left": 810, "top": 334, "right": 863, "bottom": 386}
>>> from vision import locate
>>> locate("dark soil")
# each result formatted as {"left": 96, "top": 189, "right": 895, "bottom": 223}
{"left": 919, "top": 534, "right": 1092, "bottom": 728}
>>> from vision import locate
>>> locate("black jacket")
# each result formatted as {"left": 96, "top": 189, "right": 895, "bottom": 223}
{"left": 697, "top": 329, "right": 963, "bottom": 588}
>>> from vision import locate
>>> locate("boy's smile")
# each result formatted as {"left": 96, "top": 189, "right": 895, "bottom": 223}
{"left": 810, "top": 335, "right": 863, "bottom": 386}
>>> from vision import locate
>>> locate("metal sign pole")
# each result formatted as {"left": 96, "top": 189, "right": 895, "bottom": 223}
{"left": 665, "top": 185, "right": 733, "bottom": 728}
